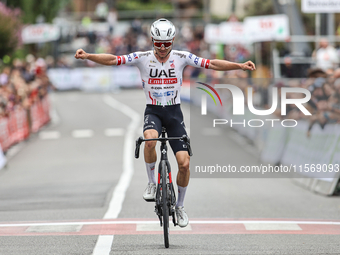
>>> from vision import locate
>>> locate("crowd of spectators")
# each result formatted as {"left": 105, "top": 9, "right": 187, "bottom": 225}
{"left": 0, "top": 56, "right": 53, "bottom": 119}
{"left": 3, "top": 19, "right": 340, "bottom": 135}
{"left": 73, "top": 19, "right": 340, "bottom": 132}
{"left": 269, "top": 68, "right": 340, "bottom": 135}
{"left": 75, "top": 18, "right": 251, "bottom": 80}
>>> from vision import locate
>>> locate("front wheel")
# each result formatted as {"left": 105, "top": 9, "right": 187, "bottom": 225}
{"left": 161, "top": 161, "right": 169, "bottom": 248}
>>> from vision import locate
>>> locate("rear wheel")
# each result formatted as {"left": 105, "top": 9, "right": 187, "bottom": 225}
{"left": 161, "top": 161, "right": 169, "bottom": 248}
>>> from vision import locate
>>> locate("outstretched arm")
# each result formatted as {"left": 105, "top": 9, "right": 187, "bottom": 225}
{"left": 74, "top": 49, "right": 117, "bottom": 66}
{"left": 209, "top": 59, "right": 256, "bottom": 71}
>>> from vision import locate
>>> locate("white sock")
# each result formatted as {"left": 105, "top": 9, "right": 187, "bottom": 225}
{"left": 145, "top": 162, "right": 156, "bottom": 184}
{"left": 176, "top": 185, "right": 187, "bottom": 207}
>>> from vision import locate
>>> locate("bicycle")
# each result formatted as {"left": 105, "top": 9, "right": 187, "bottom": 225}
{"left": 135, "top": 127, "right": 193, "bottom": 248}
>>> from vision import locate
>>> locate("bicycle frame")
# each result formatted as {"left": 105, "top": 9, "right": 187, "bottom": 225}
{"left": 154, "top": 129, "right": 177, "bottom": 228}
{"left": 135, "top": 128, "right": 192, "bottom": 248}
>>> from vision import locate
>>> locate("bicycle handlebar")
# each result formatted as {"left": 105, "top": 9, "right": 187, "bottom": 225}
{"left": 135, "top": 135, "right": 193, "bottom": 159}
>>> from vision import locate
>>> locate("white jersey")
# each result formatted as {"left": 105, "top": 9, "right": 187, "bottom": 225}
{"left": 116, "top": 50, "right": 210, "bottom": 106}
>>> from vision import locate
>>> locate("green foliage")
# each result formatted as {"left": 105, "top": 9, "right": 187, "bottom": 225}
{"left": 116, "top": 0, "right": 173, "bottom": 11}
{"left": 244, "top": 0, "right": 274, "bottom": 17}
{"left": 0, "top": 3, "right": 21, "bottom": 59}
{"left": 6, "top": 0, "right": 70, "bottom": 24}
{"left": 12, "top": 47, "right": 29, "bottom": 60}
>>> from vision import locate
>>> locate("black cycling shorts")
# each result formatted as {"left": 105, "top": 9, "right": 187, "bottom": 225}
{"left": 143, "top": 104, "right": 188, "bottom": 155}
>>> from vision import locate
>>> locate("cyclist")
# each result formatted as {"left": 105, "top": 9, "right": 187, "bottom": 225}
{"left": 75, "top": 18, "right": 255, "bottom": 228}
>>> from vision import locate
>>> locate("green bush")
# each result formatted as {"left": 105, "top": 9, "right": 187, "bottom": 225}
{"left": 0, "top": 3, "right": 22, "bottom": 60}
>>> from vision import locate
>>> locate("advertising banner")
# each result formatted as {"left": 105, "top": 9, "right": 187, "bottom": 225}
{"left": 22, "top": 24, "right": 60, "bottom": 44}
{"left": 205, "top": 15, "right": 290, "bottom": 44}
{"left": 302, "top": 0, "right": 340, "bottom": 13}
{"left": 243, "top": 14, "right": 290, "bottom": 42}
{"left": 204, "top": 22, "right": 245, "bottom": 44}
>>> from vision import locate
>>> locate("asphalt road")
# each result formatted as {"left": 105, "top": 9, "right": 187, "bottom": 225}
{"left": 0, "top": 90, "right": 339, "bottom": 255}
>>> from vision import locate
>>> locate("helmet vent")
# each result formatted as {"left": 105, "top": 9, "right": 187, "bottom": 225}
{"left": 155, "top": 28, "right": 160, "bottom": 36}
{"left": 167, "top": 28, "right": 172, "bottom": 37}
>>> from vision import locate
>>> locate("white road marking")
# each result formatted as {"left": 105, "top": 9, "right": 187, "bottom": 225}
{"left": 91, "top": 95, "right": 140, "bottom": 255}
{"left": 39, "top": 131, "right": 61, "bottom": 140}
{"left": 1, "top": 220, "right": 340, "bottom": 228}
{"left": 102, "top": 95, "right": 141, "bottom": 219}
{"left": 92, "top": 235, "right": 114, "bottom": 255}
{"left": 5, "top": 143, "right": 26, "bottom": 160}
{"left": 104, "top": 128, "right": 125, "bottom": 137}
{"left": 49, "top": 93, "right": 61, "bottom": 126}
{"left": 244, "top": 223, "right": 302, "bottom": 231}
{"left": 72, "top": 129, "right": 94, "bottom": 138}
{"left": 136, "top": 223, "right": 192, "bottom": 231}
{"left": 50, "top": 108, "right": 61, "bottom": 126}
{"left": 26, "top": 225, "right": 82, "bottom": 233}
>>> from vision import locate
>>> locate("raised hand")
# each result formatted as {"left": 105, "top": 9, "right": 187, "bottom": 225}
{"left": 74, "top": 49, "right": 88, "bottom": 60}
{"left": 241, "top": 61, "right": 256, "bottom": 71}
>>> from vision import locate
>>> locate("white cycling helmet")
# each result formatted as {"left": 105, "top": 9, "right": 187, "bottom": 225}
{"left": 150, "top": 18, "right": 176, "bottom": 41}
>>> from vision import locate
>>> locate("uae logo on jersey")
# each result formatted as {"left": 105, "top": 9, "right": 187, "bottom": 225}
{"left": 133, "top": 53, "right": 138, "bottom": 59}
{"left": 170, "top": 60, "right": 175, "bottom": 68}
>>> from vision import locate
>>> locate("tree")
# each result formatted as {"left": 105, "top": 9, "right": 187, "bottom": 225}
{"left": 0, "top": 3, "right": 22, "bottom": 59}
{"left": 6, "top": 0, "right": 69, "bottom": 24}
{"left": 244, "top": 0, "right": 274, "bottom": 17}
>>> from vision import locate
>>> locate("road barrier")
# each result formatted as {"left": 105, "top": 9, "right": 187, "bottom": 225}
{"left": 0, "top": 95, "right": 51, "bottom": 166}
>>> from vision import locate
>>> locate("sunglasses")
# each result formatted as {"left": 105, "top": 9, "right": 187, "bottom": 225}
{"left": 153, "top": 40, "right": 173, "bottom": 49}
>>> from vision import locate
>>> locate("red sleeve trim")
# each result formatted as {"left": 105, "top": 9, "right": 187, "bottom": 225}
{"left": 205, "top": 59, "right": 210, "bottom": 69}
{"left": 117, "top": 56, "right": 122, "bottom": 66}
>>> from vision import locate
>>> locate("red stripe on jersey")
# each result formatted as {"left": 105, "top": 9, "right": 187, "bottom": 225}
{"left": 201, "top": 58, "right": 206, "bottom": 68}
{"left": 169, "top": 172, "right": 172, "bottom": 183}
{"left": 122, "top": 56, "right": 126, "bottom": 64}
{"left": 117, "top": 56, "right": 122, "bottom": 66}
{"left": 205, "top": 59, "right": 210, "bottom": 69}
{"left": 149, "top": 91, "right": 155, "bottom": 105}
